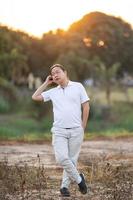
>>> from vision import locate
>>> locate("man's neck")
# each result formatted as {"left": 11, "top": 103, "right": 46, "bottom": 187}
{"left": 60, "top": 79, "right": 69, "bottom": 88}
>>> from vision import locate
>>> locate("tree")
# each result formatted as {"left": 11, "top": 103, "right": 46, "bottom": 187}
{"left": 56, "top": 50, "right": 92, "bottom": 81}
{"left": 69, "top": 12, "right": 133, "bottom": 75}
{"left": 10, "top": 48, "right": 29, "bottom": 84}
{"left": 41, "top": 30, "right": 67, "bottom": 68}
{"left": 0, "top": 25, "right": 45, "bottom": 83}
{"left": 94, "top": 58, "right": 120, "bottom": 105}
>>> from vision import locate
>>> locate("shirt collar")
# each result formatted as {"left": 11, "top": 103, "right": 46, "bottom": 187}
{"left": 57, "top": 80, "right": 73, "bottom": 89}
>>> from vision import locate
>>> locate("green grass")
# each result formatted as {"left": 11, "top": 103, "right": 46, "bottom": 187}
{"left": 0, "top": 105, "right": 132, "bottom": 142}
{"left": 0, "top": 114, "right": 52, "bottom": 142}
{"left": 0, "top": 87, "right": 133, "bottom": 142}
{"left": 84, "top": 130, "right": 133, "bottom": 140}
{"left": 0, "top": 127, "right": 52, "bottom": 142}
{"left": 86, "top": 101, "right": 133, "bottom": 138}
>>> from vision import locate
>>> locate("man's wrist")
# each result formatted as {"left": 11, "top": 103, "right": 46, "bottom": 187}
{"left": 82, "top": 123, "right": 86, "bottom": 130}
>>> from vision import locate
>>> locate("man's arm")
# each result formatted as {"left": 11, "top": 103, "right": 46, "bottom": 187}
{"left": 82, "top": 101, "right": 90, "bottom": 130}
{"left": 32, "top": 75, "right": 53, "bottom": 101}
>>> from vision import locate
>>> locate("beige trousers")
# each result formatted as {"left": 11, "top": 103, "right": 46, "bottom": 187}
{"left": 51, "top": 126, "right": 84, "bottom": 188}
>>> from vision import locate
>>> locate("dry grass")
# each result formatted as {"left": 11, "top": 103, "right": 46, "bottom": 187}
{"left": 85, "top": 158, "right": 133, "bottom": 200}
{"left": 0, "top": 153, "right": 133, "bottom": 200}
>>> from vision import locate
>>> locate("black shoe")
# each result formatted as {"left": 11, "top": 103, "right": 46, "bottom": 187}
{"left": 60, "top": 187, "right": 70, "bottom": 197}
{"left": 78, "top": 173, "right": 87, "bottom": 194}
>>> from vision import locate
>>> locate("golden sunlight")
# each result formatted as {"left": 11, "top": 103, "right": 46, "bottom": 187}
{"left": 0, "top": 0, "right": 133, "bottom": 37}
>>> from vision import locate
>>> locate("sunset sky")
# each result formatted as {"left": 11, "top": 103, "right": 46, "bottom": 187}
{"left": 0, "top": 0, "right": 133, "bottom": 37}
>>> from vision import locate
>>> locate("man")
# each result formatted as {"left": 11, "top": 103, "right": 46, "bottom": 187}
{"left": 32, "top": 64, "right": 90, "bottom": 197}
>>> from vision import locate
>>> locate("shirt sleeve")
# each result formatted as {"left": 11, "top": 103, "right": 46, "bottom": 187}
{"left": 79, "top": 83, "right": 90, "bottom": 104}
{"left": 41, "top": 90, "right": 51, "bottom": 102}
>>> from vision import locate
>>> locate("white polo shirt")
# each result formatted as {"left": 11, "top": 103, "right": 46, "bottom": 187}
{"left": 41, "top": 81, "right": 90, "bottom": 128}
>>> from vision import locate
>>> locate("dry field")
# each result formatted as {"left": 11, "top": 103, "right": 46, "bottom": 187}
{"left": 0, "top": 138, "right": 133, "bottom": 200}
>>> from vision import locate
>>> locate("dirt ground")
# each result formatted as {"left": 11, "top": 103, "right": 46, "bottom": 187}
{"left": 0, "top": 138, "right": 133, "bottom": 200}
{"left": 0, "top": 138, "right": 133, "bottom": 167}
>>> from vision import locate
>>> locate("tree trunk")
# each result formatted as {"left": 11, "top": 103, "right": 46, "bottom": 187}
{"left": 106, "top": 84, "right": 111, "bottom": 105}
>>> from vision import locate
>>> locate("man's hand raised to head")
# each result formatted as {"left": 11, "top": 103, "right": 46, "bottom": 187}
{"left": 32, "top": 75, "right": 53, "bottom": 102}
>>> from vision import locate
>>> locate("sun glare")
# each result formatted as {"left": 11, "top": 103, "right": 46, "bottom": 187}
{"left": 0, "top": 0, "right": 133, "bottom": 37}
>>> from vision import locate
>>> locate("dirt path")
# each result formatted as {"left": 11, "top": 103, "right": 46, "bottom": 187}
{"left": 0, "top": 138, "right": 133, "bottom": 167}
{"left": 0, "top": 138, "right": 133, "bottom": 200}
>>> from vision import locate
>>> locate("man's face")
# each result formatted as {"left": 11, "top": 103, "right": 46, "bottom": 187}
{"left": 51, "top": 67, "right": 67, "bottom": 84}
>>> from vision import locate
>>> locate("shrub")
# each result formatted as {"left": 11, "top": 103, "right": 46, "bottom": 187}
{"left": 0, "top": 77, "right": 19, "bottom": 112}
{"left": 90, "top": 103, "right": 111, "bottom": 120}
{"left": 0, "top": 96, "right": 10, "bottom": 113}
{"left": 28, "top": 100, "right": 52, "bottom": 120}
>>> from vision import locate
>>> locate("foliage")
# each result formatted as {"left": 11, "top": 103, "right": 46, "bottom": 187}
{"left": 56, "top": 50, "right": 91, "bottom": 81}
{"left": 88, "top": 101, "right": 133, "bottom": 135}
{"left": 1, "top": 11, "right": 133, "bottom": 85}
{"left": 0, "top": 26, "right": 45, "bottom": 83}
{"left": 0, "top": 98, "right": 133, "bottom": 141}
{"left": 0, "top": 96, "right": 10, "bottom": 113}
{"left": 28, "top": 100, "right": 52, "bottom": 120}
{"left": 69, "top": 12, "right": 133, "bottom": 75}
{"left": 94, "top": 59, "right": 120, "bottom": 104}
{"left": 0, "top": 77, "right": 19, "bottom": 112}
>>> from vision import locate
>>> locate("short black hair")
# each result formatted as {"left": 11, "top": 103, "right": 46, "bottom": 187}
{"left": 50, "top": 64, "right": 66, "bottom": 73}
